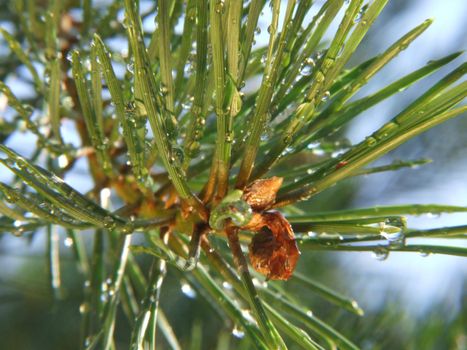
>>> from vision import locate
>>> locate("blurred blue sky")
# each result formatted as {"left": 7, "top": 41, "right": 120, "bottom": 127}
{"left": 337, "top": 0, "right": 467, "bottom": 316}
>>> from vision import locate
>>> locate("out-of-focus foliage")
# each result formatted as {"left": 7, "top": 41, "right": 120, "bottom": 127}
{"left": 0, "top": 0, "right": 465, "bottom": 349}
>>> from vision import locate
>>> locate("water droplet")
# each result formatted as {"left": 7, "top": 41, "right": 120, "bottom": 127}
{"left": 103, "top": 216, "right": 116, "bottom": 230}
{"left": 241, "top": 309, "right": 256, "bottom": 324}
{"left": 365, "top": 136, "right": 377, "bottom": 147}
{"left": 215, "top": 0, "right": 225, "bottom": 13}
{"left": 381, "top": 230, "right": 406, "bottom": 248}
{"left": 222, "top": 281, "right": 232, "bottom": 290}
{"left": 354, "top": 5, "right": 368, "bottom": 24}
{"left": 126, "top": 61, "right": 134, "bottom": 73}
{"left": 306, "top": 310, "right": 313, "bottom": 317}
{"left": 371, "top": 246, "right": 389, "bottom": 261}
{"left": 181, "top": 100, "right": 192, "bottom": 110}
{"left": 351, "top": 300, "right": 364, "bottom": 315}
{"left": 300, "top": 58, "right": 315, "bottom": 76}
{"left": 225, "top": 133, "right": 234, "bottom": 143}
{"left": 252, "top": 277, "right": 267, "bottom": 289}
{"left": 64, "top": 237, "right": 74, "bottom": 247}
{"left": 57, "top": 155, "right": 69, "bottom": 168}
{"left": 419, "top": 250, "right": 431, "bottom": 257}
{"left": 100, "top": 292, "right": 108, "bottom": 303}
{"left": 232, "top": 325, "right": 245, "bottom": 338}
{"left": 160, "top": 84, "right": 169, "bottom": 96}
{"left": 12, "top": 227, "right": 25, "bottom": 236}
{"left": 79, "top": 302, "right": 89, "bottom": 314}
{"left": 181, "top": 282, "right": 197, "bottom": 299}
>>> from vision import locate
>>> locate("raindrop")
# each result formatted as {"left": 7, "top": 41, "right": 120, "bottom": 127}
{"left": 187, "top": 141, "right": 201, "bottom": 157}
{"left": 171, "top": 146, "right": 185, "bottom": 164}
{"left": 215, "top": 0, "right": 225, "bottom": 13}
{"left": 58, "top": 155, "right": 69, "bottom": 168}
{"left": 365, "top": 136, "right": 377, "bottom": 147}
{"left": 419, "top": 250, "right": 431, "bottom": 258}
{"left": 100, "top": 293, "right": 108, "bottom": 303}
{"left": 312, "top": 148, "right": 325, "bottom": 156}
{"left": 225, "top": 133, "right": 234, "bottom": 143}
{"left": 241, "top": 309, "right": 256, "bottom": 324}
{"left": 252, "top": 277, "right": 267, "bottom": 289}
{"left": 160, "top": 84, "right": 169, "bottom": 96}
{"left": 354, "top": 5, "right": 368, "bottom": 24}
{"left": 381, "top": 230, "right": 406, "bottom": 248}
{"left": 181, "top": 100, "right": 192, "bottom": 110}
{"left": 299, "top": 57, "right": 315, "bottom": 76}
{"left": 321, "top": 91, "right": 330, "bottom": 102}
{"left": 103, "top": 216, "right": 115, "bottom": 229}
{"left": 64, "top": 237, "right": 74, "bottom": 247}
{"left": 232, "top": 325, "right": 245, "bottom": 338}
{"left": 222, "top": 281, "right": 232, "bottom": 290}
{"left": 306, "top": 141, "right": 320, "bottom": 149}
{"left": 351, "top": 300, "right": 364, "bottom": 315}
{"left": 79, "top": 302, "right": 89, "bottom": 314}
{"left": 84, "top": 337, "right": 91, "bottom": 347}
{"left": 197, "top": 117, "right": 206, "bottom": 126}
{"left": 12, "top": 227, "right": 25, "bottom": 237}
{"left": 371, "top": 246, "right": 389, "bottom": 261}
{"left": 181, "top": 282, "right": 197, "bottom": 299}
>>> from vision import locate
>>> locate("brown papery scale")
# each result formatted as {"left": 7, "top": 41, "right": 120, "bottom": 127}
{"left": 246, "top": 211, "right": 300, "bottom": 280}
{"left": 242, "top": 176, "right": 283, "bottom": 211}
{"left": 241, "top": 177, "right": 300, "bottom": 280}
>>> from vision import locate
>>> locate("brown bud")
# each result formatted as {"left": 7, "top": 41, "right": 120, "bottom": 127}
{"left": 248, "top": 211, "right": 300, "bottom": 280}
{"left": 242, "top": 177, "right": 283, "bottom": 211}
